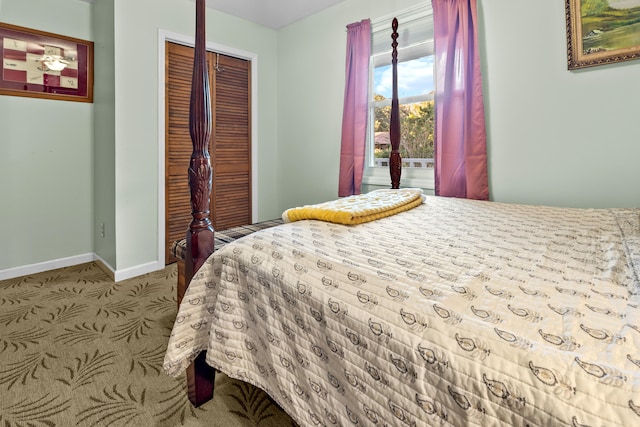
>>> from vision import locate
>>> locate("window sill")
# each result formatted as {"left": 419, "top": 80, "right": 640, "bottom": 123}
{"left": 362, "top": 167, "right": 435, "bottom": 191}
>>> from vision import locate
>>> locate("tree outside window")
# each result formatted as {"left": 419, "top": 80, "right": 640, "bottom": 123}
{"left": 370, "top": 55, "right": 434, "bottom": 168}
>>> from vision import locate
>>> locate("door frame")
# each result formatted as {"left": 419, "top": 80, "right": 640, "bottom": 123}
{"left": 157, "top": 29, "right": 259, "bottom": 266}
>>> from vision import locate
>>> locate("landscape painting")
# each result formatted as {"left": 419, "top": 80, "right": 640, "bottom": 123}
{"left": 566, "top": 0, "right": 640, "bottom": 69}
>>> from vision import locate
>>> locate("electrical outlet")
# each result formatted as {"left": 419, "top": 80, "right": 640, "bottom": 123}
{"left": 100, "top": 222, "right": 105, "bottom": 238}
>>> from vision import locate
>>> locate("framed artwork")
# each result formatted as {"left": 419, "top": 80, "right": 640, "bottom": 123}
{"left": 0, "top": 22, "right": 93, "bottom": 102}
{"left": 566, "top": 0, "right": 640, "bottom": 69}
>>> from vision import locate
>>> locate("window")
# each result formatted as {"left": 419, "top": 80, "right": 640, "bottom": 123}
{"left": 363, "top": 4, "right": 435, "bottom": 189}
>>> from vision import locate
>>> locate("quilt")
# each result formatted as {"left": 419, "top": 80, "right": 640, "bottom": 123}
{"left": 164, "top": 196, "right": 640, "bottom": 426}
{"left": 282, "top": 188, "right": 425, "bottom": 225}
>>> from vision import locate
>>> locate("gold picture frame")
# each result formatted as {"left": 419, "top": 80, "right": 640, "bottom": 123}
{"left": 566, "top": 0, "right": 640, "bottom": 70}
{"left": 0, "top": 22, "right": 93, "bottom": 102}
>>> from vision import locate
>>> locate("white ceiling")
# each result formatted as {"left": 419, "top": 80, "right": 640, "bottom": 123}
{"left": 204, "top": 0, "right": 346, "bottom": 29}
{"left": 80, "top": 0, "right": 344, "bottom": 29}
{"left": 79, "top": 0, "right": 344, "bottom": 30}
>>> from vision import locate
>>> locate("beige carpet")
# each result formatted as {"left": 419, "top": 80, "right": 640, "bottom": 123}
{"left": 0, "top": 262, "right": 297, "bottom": 427}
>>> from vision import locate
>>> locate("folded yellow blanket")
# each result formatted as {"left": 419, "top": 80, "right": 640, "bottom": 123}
{"left": 282, "top": 188, "right": 425, "bottom": 225}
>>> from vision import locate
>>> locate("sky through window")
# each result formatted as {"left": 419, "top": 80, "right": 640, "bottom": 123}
{"left": 373, "top": 56, "right": 434, "bottom": 99}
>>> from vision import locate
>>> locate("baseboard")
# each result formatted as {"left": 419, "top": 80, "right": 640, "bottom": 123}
{"left": 0, "top": 253, "right": 96, "bottom": 281}
{"left": 0, "top": 254, "right": 164, "bottom": 282}
{"left": 113, "top": 261, "right": 161, "bottom": 282}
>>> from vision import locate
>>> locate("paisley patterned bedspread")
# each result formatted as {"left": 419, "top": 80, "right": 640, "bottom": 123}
{"left": 164, "top": 196, "right": 640, "bottom": 426}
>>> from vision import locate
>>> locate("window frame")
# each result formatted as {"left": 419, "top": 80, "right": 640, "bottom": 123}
{"left": 362, "top": 6, "right": 435, "bottom": 190}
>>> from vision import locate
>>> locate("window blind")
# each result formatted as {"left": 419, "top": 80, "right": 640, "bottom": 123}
{"left": 371, "top": 3, "right": 433, "bottom": 67}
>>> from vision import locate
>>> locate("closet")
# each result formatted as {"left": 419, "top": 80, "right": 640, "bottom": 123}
{"left": 165, "top": 41, "right": 251, "bottom": 264}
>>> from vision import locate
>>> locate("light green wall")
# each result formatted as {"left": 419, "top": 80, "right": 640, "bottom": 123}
{"left": 0, "top": 0, "right": 279, "bottom": 275}
{"left": 92, "top": 0, "right": 116, "bottom": 267}
{"left": 277, "top": 0, "right": 640, "bottom": 209}
{"left": 276, "top": 0, "right": 424, "bottom": 210}
{"left": 2, "top": 0, "right": 639, "bottom": 277}
{"left": 110, "top": 0, "right": 279, "bottom": 271}
{"left": 480, "top": 0, "right": 640, "bottom": 208}
{"left": 0, "top": 0, "right": 94, "bottom": 270}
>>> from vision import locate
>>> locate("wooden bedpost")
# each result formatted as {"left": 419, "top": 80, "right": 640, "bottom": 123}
{"left": 389, "top": 18, "right": 401, "bottom": 189}
{"left": 182, "top": 0, "right": 216, "bottom": 407}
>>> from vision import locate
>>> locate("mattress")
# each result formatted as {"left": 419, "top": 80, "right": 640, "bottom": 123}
{"left": 164, "top": 196, "right": 640, "bottom": 426}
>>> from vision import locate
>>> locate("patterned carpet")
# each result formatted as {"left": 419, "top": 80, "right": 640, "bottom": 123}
{"left": 0, "top": 262, "right": 296, "bottom": 427}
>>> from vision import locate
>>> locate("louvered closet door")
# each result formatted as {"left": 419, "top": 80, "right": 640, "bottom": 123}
{"left": 165, "top": 42, "right": 251, "bottom": 264}
{"left": 211, "top": 53, "right": 251, "bottom": 231}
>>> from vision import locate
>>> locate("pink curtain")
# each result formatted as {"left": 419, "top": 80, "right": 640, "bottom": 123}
{"left": 338, "top": 19, "right": 371, "bottom": 197}
{"left": 432, "top": 0, "right": 489, "bottom": 200}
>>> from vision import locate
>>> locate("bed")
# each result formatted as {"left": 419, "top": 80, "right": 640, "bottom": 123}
{"left": 163, "top": 1, "right": 640, "bottom": 426}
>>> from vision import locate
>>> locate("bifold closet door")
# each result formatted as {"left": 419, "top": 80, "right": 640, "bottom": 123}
{"left": 165, "top": 42, "right": 251, "bottom": 264}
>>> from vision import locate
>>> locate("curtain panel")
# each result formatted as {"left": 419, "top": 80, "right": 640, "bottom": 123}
{"left": 338, "top": 19, "right": 371, "bottom": 197}
{"left": 432, "top": 0, "right": 489, "bottom": 200}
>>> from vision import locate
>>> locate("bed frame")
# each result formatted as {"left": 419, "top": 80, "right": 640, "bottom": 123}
{"left": 180, "top": 0, "right": 402, "bottom": 406}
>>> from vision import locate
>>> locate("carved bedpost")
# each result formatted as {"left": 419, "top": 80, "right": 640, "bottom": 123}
{"left": 183, "top": 0, "right": 216, "bottom": 407}
{"left": 389, "top": 18, "right": 401, "bottom": 189}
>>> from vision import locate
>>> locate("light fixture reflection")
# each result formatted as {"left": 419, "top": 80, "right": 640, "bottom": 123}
{"left": 41, "top": 55, "right": 69, "bottom": 71}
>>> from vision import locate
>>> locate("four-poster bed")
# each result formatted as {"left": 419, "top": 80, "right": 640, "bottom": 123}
{"left": 164, "top": 1, "right": 640, "bottom": 425}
